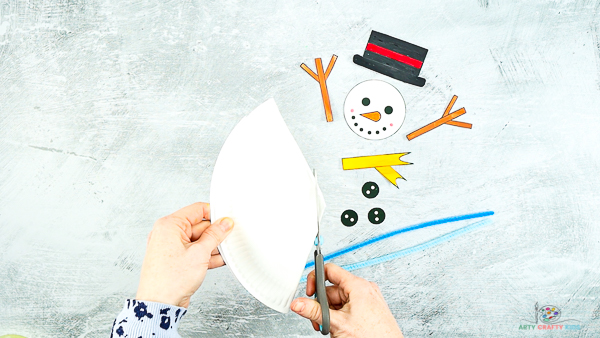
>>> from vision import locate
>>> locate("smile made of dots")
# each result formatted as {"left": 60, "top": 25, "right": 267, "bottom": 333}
{"left": 350, "top": 97, "right": 394, "bottom": 135}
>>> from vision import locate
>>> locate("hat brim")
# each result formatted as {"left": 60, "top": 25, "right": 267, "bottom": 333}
{"left": 354, "top": 55, "right": 426, "bottom": 87}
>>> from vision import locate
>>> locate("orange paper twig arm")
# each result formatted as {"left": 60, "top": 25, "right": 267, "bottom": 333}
{"left": 301, "top": 55, "right": 337, "bottom": 123}
{"left": 315, "top": 58, "right": 333, "bottom": 122}
{"left": 324, "top": 55, "right": 338, "bottom": 79}
{"left": 445, "top": 120, "right": 472, "bottom": 128}
{"left": 406, "top": 108, "right": 466, "bottom": 140}
{"left": 442, "top": 95, "right": 458, "bottom": 117}
{"left": 300, "top": 63, "right": 319, "bottom": 81}
{"left": 441, "top": 95, "right": 471, "bottom": 128}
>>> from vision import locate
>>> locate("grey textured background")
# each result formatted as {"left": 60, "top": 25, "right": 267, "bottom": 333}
{"left": 1, "top": 0, "right": 600, "bottom": 337}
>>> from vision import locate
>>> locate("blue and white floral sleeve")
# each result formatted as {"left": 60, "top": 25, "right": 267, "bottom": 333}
{"left": 110, "top": 299, "right": 187, "bottom": 338}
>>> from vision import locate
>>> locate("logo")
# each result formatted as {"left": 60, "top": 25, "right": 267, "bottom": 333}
{"left": 518, "top": 302, "right": 581, "bottom": 331}
{"left": 538, "top": 305, "right": 560, "bottom": 323}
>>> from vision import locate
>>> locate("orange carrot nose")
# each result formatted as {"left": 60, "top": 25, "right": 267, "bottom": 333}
{"left": 361, "top": 111, "right": 381, "bottom": 122}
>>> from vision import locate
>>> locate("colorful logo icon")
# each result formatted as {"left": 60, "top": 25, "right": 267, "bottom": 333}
{"left": 538, "top": 305, "right": 561, "bottom": 323}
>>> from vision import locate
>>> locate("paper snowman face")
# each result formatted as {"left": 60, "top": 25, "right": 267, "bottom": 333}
{"left": 343, "top": 80, "right": 406, "bottom": 140}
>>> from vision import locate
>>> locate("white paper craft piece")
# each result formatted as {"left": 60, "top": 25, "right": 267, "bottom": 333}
{"left": 210, "top": 99, "right": 325, "bottom": 313}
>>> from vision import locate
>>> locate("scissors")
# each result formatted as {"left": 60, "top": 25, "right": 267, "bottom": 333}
{"left": 313, "top": 169, "right": 330, "bottom": 335}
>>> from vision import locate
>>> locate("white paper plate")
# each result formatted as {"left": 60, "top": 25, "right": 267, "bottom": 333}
{"left": 210, "top": 99, "right": 325, "bottom": 313}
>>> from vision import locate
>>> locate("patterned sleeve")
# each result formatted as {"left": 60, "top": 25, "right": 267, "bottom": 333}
{"left": 110, "top": 299, "right": 187, "bottom": 338}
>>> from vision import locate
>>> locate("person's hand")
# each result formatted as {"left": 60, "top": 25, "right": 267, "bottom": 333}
{"left": 291, "top": 263, "right": 403, "bottom": 338}
{"left": 135, "top": 202, "right": 234, "bottom": 308}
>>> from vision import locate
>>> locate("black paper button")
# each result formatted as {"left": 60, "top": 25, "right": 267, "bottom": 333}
{"left": 368, "top": 208, "right": 385, "bottom": 224}
{"left": 361, "top": 182, "right": 379, "bottom": 199}
{"left": 341, "top": 209, "right": 358, "bottom": 227}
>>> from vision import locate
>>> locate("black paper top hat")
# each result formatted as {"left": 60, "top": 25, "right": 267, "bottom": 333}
{"left": 354, "top": 31, "right": 428, "bottom": 87}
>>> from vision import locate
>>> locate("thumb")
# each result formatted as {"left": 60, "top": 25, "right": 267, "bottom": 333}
{"left": 195, "top": 217, "right": 234, "bottom": 253}
{"left": 291, "top": 298, "right": 344, "bottom": 329}
{"left": 291, "top": 298, "right": 323, "bottom": 324}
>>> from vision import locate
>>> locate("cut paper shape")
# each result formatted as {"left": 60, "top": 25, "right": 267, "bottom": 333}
{"left": 211, "top": 99, "right": 326, "bottom": 313}
{"left": 362, "top": 181, "right": 379, "bottom": 199}
{"left": 441, "top": 95, "right": 472, "bottom": 128}
{"left": 368, "top": 208, "right": 385, "bottom": 224}
{"left": 343, "top": 80, "right": 406, "bottom": 140}
{"left": 300, "top": 55, "right": 338, "bottom": 122}
{"left": 342, "top": 153, "right": 412, "bottom": 187}
{"left": 406, "top": 95, "right": 472, "bottom": 140}
{"left": 301, "top": 216, "right": 494, "bottom": 282}
{"left": 304, "top": 211, "right": 494, "bottom": 270}
{"left": 353, "top": 31, "right": 428, "bottom": 87}
{"left": 341, "top": 209, "right": 358, "bottom": 227}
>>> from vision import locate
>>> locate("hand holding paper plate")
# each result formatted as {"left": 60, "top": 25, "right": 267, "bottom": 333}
{"left": 210, "top": 99, "right": 325, "bottom": 313}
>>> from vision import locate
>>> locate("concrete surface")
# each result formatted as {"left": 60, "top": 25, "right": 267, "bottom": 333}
{"left": 1, "top": 0, "right": 599, "bottom": 336}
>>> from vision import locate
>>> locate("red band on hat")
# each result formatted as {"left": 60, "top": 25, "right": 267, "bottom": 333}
{"left": 366, "top": 43, "right": 423, "bottom": 69}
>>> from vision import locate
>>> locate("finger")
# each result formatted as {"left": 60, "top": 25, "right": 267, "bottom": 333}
{"left": 208, "top": 254, "right": 225, "bottom": 269}
{"left": 168, "top": 202, "right": 211, "bottom": 227}
{"left": 291, "top": 298, "right": 344, "bottom": 329}
{"left": 325, "top": 285, "right": 345, "bottom": 306}
{"left": 311, "top": 321, "right": 319, "bottom": 331}
{"left": 194, "top": 217, "right": 234, "bottom": 254}
{"left": 306, "top": 277, "right": 345, "bottom": 312}
{"left": 323, "top": 263, "right": 358, "bottom": 288}
{"left": 211, "top": 248, "right": 220, "bottom": 256}
{"left": 190, "top": 220, "right": 212, "bottom": 242}
{"left": 306, "top": 270, "right": 316, "bottom": 297}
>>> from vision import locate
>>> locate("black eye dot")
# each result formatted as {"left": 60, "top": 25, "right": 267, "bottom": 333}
{"left": 384, "top": 106, "right": 393, "bottom": 114}
{"left": 354, "top": 123, "right": 358, "bottom": 126}
{"left": 362, "top": 98, "right": 370, "bottom": 106}
{"left": 368, "top": 131, "right": 371, "bottom": 135}
{"left": 383, "top": 127, "right": 387, "bottom": 131}
{"left": 359, "top": 128, "right": 363, "bottom": 131}
{"left": 376, "top": 131, "right": 379, "bottom": 134}
{"left": 352, "top": 116, "right": 355, "bottom": 119}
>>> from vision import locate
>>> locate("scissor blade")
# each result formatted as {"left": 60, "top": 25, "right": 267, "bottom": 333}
{"left": 313, "top": 168, "right": 321, "bottom": 246}
{"left": 312, "top": 168, "right": 329, "bottom": 335}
